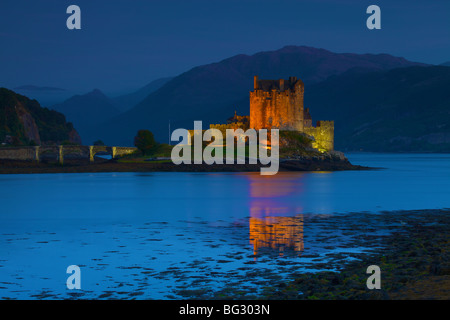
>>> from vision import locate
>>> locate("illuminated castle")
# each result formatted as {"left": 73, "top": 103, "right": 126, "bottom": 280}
{"left": 250, "top": 76, "right": 306, "bottom": 131}
{"left": 210, "top": 75, "right": 335, "bottom": 152}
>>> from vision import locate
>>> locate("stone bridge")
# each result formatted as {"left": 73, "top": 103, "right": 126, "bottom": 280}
{"left": 0, "top": 145, "right": 137, "bottom": 164}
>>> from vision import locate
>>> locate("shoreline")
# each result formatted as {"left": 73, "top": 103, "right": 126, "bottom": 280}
{"left": 206, "top": 209, "right": 450, "bottom": 300}
{"left": 0, "top": 157, "right": 369, "bottom": 174}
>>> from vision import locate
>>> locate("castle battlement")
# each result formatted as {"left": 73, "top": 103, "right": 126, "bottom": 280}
{"left": 250, "top": 76, "right": 305, "bottom": 131}
{"left": 192, "top": 75, "right": 335, "bottom": 152}
{"left": 253, "top": 76, "right": 304, "bottom": 93}
{"left": 316, "top": 120, "right": 334, "bottom": 128}
{"left": 249, "top": 75, "right": 334, "bottom": 151}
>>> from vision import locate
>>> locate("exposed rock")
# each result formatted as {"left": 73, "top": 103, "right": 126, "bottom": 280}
{"left": 69, "top": 128, "right": 82, "bottom": 145}
{"left": 15, "top": 103, "right": 41, "bottom": 144}
{"left": 0, "top": 87, "right": 81, "bottom": 145}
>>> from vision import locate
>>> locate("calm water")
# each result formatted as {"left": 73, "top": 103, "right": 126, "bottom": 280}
{"left": 0, "top": 153, "right": 449, "bottom": 299}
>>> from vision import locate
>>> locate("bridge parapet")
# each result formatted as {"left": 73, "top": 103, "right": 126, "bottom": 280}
{"left": 0, "top": 145, "right": 138, "bottom": 164}
{"left": 113, "top": 147, "right": 137, "bottom": 158}
{"left": 88, "top": 146, "right": 137, "bottom": 162}
{"left": 0, "top": 146, "right": 38, "bottom": 161}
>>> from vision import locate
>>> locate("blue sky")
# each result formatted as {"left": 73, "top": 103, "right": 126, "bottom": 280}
{"left": 0, "top": 0, "right": 449, "bottom": 95}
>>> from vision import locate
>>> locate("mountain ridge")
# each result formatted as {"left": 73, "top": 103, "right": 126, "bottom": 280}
{"left": 87, "top": 45, "right": 427, "bottom": 146}
{"left": 306, "top": 65, "right": 450, "bottom": 152}
{"left": 14, "top": 85, "right": 66, "bottom": 92}
{"left": 113, "top": 77, "right": 174, "bottom": 112}
{"left": 51, "top": 89, "right": 120, "bottom": 141}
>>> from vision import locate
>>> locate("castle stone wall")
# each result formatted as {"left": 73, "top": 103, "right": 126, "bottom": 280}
{"left": 304, "top": 121, "right": 335, "bottom": 152}
{"left": 210, "top": 123, "right": 249, "bottom": 137}
{"left": 250, "top": 77, "right": 304, "bottom": 131}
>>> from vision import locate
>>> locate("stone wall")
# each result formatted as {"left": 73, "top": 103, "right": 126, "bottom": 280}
{"left": 209, "top": 123, "right": 249, "bottom": 137}
{"left": 250, "top": 76, "right": 305, "bottom": 131}
{"left": 209, "top": 124, "right": 235, "bottom": 134}
{"left": 113, "top": 147, "right": 138, "bottom": 158}
{"left": 304, "top": 121, "right": 335, "bottom": 152}
{"left": 0, "top": 145, "right": 137, "bottom": 163}
{"left": 0, "top": 147, "right": 38, "bottom": 161}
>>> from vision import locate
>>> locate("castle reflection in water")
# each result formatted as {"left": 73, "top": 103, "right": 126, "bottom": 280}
{"left": 246, "top": 173, "right": 305, "bottom": 256}
{"left": 249, "top": 215, "right": 304, "bottom": 255}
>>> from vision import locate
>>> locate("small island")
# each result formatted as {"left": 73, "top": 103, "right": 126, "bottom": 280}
{"left": 0, "top": 76, "right": 367, "bottom": 174}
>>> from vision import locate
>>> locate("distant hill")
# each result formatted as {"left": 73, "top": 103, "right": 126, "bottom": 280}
{"left": 113, "top": 77, "right": 173, "bottom": 112}
{"left": 0, "top": 88, "right": 81, "bottom": 145}
{"left": 13, "top": 85, "right": 73, "bottom": 107}
{"left": 14, "top": 85, "right": 65, "bottom": 92}
{"left": 88, "top": 45, "right": 426, "bottom": 146}
{"left": 440, "top": 61, "right": 450, "bottom": 67}
{"left": 306, "top": 66, "right": 450, "bottom": 152}
{"left": 51, "top": 89, "right": 120, "bottom": 142}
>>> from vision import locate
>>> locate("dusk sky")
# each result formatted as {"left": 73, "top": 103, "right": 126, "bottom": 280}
{"left": 1, "top": 0, "right": 449, "bottom": 96}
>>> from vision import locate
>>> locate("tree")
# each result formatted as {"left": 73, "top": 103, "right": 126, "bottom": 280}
{"left": 134, "top": 129, "right": 156, "bottom": 155}
{"left": 93, "top": 140, "right": 105, "bottom": 146}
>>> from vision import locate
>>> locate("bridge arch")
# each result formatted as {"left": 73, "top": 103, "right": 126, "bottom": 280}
{"left": 88, "top": 146, "right": 137, "bottom": 162}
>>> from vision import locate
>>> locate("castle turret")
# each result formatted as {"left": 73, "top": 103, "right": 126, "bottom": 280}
{"left": 250, "top": 76, "right": 304, "bottom": 131}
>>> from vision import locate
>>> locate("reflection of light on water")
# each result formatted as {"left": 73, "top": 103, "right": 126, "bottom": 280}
{"left": 249, "top": 214, "right": 304, "bottom": 256}
{"left": 249, "top": 205, "right": 303, "bottom": 218}
{"left": 246, "top": 172, "right": 304, "bottom": 198}
{"left": 245, "top": 173, "right": 306, "bottom": 256}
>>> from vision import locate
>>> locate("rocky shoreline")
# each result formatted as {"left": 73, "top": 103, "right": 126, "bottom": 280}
{"left": 0, "top": 154, "right": 368, "bottom": 174}
{"left": 207, "top": 209, "right": 450, "bottom": 300}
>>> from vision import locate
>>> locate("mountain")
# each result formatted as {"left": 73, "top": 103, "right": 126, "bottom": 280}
{"left": 305, "top": 66, "right": 450, "bottom": 152}
{"left": 440, "top": 61, "right": 450, "bottom": 67}
{"left": 13, "top": 85, "right": 73, "bottom": 107}
{"left": 51, "top": 89, "right": 120, "bottom": 142}
{"left": 113, "top": 77, "right": 173, "bottom": 112}
{"left": 0, "top": 88, "right": 81, "bottom": 145}
{"left": 88, "top": 46, "right": 426, "bottom": 146}
{"left": 14, "top": 85, "right": 65, "bottom": 92}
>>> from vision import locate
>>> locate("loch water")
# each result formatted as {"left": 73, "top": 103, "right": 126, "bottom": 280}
{"left": 0, "top": 153, "right": 449, "bottom": 299}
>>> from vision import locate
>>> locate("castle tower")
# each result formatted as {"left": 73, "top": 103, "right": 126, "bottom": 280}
{"left": 250, "top": 76, "right": 305, "bottom": 131}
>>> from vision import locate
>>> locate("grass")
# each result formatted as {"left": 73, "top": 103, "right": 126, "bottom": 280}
{"left": 117, "top": 143, "right": 173, "bottom": 163}
{"left": 118, "top": 132, "right": 321, "bottom": 164}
